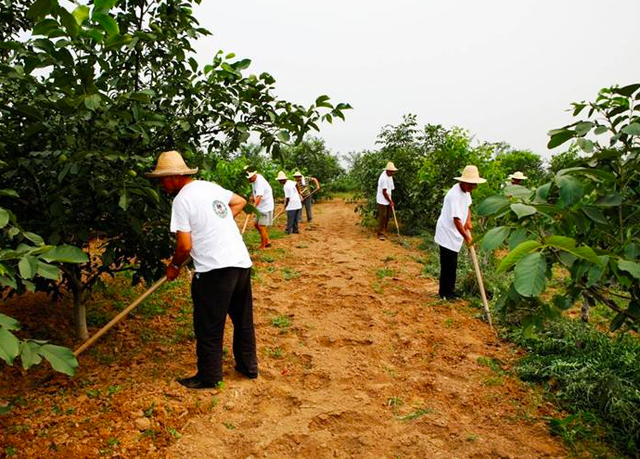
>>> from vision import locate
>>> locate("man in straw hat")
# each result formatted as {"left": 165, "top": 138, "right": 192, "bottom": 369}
{"left": 147, "top": 151, "right": 258, "bottom": 389}
{"left": 293, "top": 171, "right": 321, "bottom": 226}
{"left": 434, "top": 165, "right": 486, "bottom": 300}
{"left": 376, "top": 161, "right": 398, "bottom": 240}
{"left": 508, "top": 171, "right": 527, "bottom": 185}
{"left": 246, "top": 168, "right": 274, "bottom": 249}
{"left": 276, "top": 171, "right": 303, "bottom": 234}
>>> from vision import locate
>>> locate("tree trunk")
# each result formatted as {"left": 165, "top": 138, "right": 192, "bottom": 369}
{"left": 72, "top": 286, "right": 89, "bottom": 341}
{"left": 581, "top": 297, "right": 590, "bottom": 323}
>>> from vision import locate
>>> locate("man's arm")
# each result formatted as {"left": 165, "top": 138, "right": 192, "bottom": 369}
{"left": 453, "top": 217, "right": 472, "bottom": 245}
{"left": 229, "top": 192, "right": 247, "bottom": 218}
{"left": 311, "top": 177, "right": 321, "bottom": 190}
{"left": 284, "top": 197, "right": 290, "bottom": 212}
{"left": 382, "top": 189, "right": 394, "bottom": 207}
{"left": 167, "top": 231, "right": 192, "bottom": 280}
{"left": 253, "top": 195, "right": 262, "bottom": 207}
{"left": 465, "top": 207, "right": 472, "bottom": 230}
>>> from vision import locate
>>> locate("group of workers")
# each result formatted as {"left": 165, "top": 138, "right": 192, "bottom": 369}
{"left": 146, "top": 150, "right": 526, "bottom": 389}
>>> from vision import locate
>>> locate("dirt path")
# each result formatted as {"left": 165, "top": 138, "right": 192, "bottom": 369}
{"left": 168, "top": 199, "right": 566, "bottom": 459}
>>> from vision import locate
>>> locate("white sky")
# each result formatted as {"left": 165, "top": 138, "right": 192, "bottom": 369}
{"left": 192, "top": 0, "right": 640, "bottom": 159}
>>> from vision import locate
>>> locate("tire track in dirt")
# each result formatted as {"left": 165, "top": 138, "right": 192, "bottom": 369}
{"left": 168, "top": 199, "right": 566, "bottom": 459}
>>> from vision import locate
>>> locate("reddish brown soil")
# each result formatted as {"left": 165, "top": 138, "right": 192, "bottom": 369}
{"left": 0, "top": 199, "right": 567, "bottom": 458}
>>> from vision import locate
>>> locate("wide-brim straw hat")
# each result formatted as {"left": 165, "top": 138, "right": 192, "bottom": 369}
{"left": 508, "top": 171, "right": 528, "bottom": 180}
{"left": 385, "top": 161, "right": 398, "bottom": 171}
{"left": 246, "top": 170, "right": 257, "bottom": 179}
{"left": 146, "top": 150, "right": 198, "bottom": 177}
{"left": 276, "top": 171, "right": 288, "bottom": 181}
{"left": 454, "top": 165, "right": 486, "bottom": 184}
{"left": 293, "top": 171, "right": 303, "bottom": 177}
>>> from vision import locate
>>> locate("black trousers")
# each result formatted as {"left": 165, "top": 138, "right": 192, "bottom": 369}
{"left": 191, "top": 267, "right": 258, "bottom": 383}
{"left": 438, "top": 245, "right": 459, "bottom": 298}
{"left": 286, "top": 209, "right": 301, "bottom": 233}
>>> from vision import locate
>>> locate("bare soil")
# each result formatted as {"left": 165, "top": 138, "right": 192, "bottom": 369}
{"left": 0, "top": 199, "right": 567, "bottom": 458}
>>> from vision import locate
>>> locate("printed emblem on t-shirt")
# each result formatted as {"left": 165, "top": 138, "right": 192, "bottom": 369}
{"left": 212, "top": 200, "right": 228, "bottom": 219}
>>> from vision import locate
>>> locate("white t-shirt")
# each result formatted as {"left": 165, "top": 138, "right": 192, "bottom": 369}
{"left": 376, "top": 171, "right": 395, "bottom": 205}
{"left": 170, "top": 181, "right": 252, "bottom": 272}
{"left": 251, "top": 174, "right": 274, "bottom": 213}
{"left": 283, "top": 180, "right": 302, "bottom": 210}
{"left": 434, "top": 184, "right": 472, "bottom": 253}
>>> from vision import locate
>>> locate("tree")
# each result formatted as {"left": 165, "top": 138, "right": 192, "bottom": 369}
{"left": 0, "top": 0, "right": 349, "bottom": 339}
{"left": 478, "top": 83, "right": 640, "bottom": 334}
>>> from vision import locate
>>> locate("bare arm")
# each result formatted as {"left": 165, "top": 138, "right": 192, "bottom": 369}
{"left": 312, "top": 177, "right": 321, "bottom": 190}
{"left": 382, "top": 189, "right": 394, "bottom": 207}
{"left": 253, "top": 195, "right": 262, "bottom": 207}
{"left": 454, "top": 218, "right": 472, "bottom": 245}
{"left": 229, "top": 192, "right": 247, "bottom": 218}
{"left": 167, "top": 231, "right": 192, "bottom": 280}
{"left": 465, "top": 207, "right": 472, "bottom": 230}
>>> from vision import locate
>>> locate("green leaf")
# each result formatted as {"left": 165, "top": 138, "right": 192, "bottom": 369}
{"left": 94, "top": 0, "right": 118, "bottom": 13}
{"left": 0, "top": 313, "right": 20, "bottom": 331}
{"left": 614, "top": 83, "right": 640, "bottom": 97}
{"left": 42, "top": 245, "right": 88, "bottom": 264}
{"left": 84, "top": 94, "right": 101, "bottom": 110}
{"left": 508, "top": 228, "right": 528, "bottom": 251}
{"left": 480, "top": 226, "right": 510, "bottom": 252}
{"left": 545, "top": 236, "right": 601, "bottom": 265}
{"left": 93, "top": 12, "right": 119, "bottom": 36}
{"left": 72, "top": 5, "right": 90, "bottom": 24}
{"left": 477, "top": 195, "right": 510, "bottom": 217}
{"left": 503, "top": 184, "right": 532, "bottom": 200}
{"left": 510, "top": 203, "right": 537, "bottom": 219}
{"left": 276, "top": 131, "right": 290, "bottom": 143}
{"left": 105, "top": 33, "right": 132, "bottom": 50}
{"left": 498, "top": 240, "right": 542, "bottom": 273}
{"left": 555, "top": 175, "right": 584, "bottom": 208}
{"left": 0, "top": 208, "right": 9, "bottom": 228}
{"left": 582, "top": 206, "right": 608, "bottom": 225}
{"left": 37, "top": 261, "right": 60, "bottom": 280}
{"left": 58, "top": 8, "right": 80, "bottom": 38}
{"left": 514, "top": 252, "right": 547, "bottom": 297}
{"left": 18, "top": 256, "right": 37, "bottom": 279}
{"left": 0, "top": 189, "right": 19, "bottom": 198}
{"left": 39, "top": 344, "right": 78, "bottom": 376}
{"left": 23, "top": 231, "right": 45, "bottom": 246}
{"left": 610, "top": 312, "right": 627, "bottom": 332}
{"left": 547, "top": 130, "right": 574, "bottom": 149}
{"left": 595, "top": 192, "right": 622, "bottom": 207}
{"left": 33, "top": 18, "right": 60, "bottom": 36}
{"left": 119, "top": 190, "right": 131, "bottom": 211}
{"left": 20, "top": 341, "right": 43, "bottom": 369}
{"left": 0, "top": 327, "right": 20, "bottom": 365}
{"left": 586, "top": 256, "right": 609, "bottom": 287}
{"left": 618, "top": 259, "right": 640, "bottom": 279}
{"left": 624, "top": 243, "right": 640, "bottom": 261}
{"left": 622, "top": 123, "right": 640, "bottom": 136}
{"left": 27, "top": 0, "right": 54, "bottom": 20}
{"left": 576, "top": 138, "right": 594, "bottom": 153}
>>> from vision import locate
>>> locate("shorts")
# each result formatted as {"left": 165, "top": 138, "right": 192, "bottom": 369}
{"left": 255, "top": 210, "right": 273, "bottom": 226}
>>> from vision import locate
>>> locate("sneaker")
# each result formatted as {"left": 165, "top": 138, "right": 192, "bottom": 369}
{"left": 176, "top": 375, "right": 220, "bottom": 389}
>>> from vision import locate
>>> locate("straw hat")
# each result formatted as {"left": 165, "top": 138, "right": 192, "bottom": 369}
{"left": 276, "top": 171, "right": 288, "bottom": 181}
{"left": 246, "top": 169, "right": 257, "bottom": 179}
{"left": 146, "top": 151, "right": 198, "bottom": 177}
{"left": 508, "top": 171, "right": 528, "bottom": 180}
{"left": 454, "top": 165, "right": 486, "bottom": 184}
{"left": 385, "top": 161, "right": 398, "bottom": 171}
{"left": 293, "top": 171, "right": 303, "bottom": 177}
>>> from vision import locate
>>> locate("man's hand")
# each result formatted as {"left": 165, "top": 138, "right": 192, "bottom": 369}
{"left": 167, "top": 263, "right": 180, "bottom": 281}
{"left": 390, "top": 200, "right": 395, "bottom": 208}
{"left": 464, "top": 232, "right": 473, "bottom": 246}
{"left": 465, "top": 221, "right": 473, "bottom": 231}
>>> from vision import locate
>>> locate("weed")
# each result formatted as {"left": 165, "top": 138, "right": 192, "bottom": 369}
{"left": 383, "top": 310, "right": 398, "bottom": 317}
{"left": 223, "top": 422, "right": 236, "bottom": 430}
{"left": 281, "top": 267, "right": 300, "bottom": 280}
{"left": 372, "top": 281, "right": 384, "bottom": 294}
{"left": 271, "top": 315, "right": 292, "bottom": 331}
{"left": 85, "top": 389, "right": 102, "bottom": 399}
{"left": 107, "top": 438, "right": 120, "bottom": 447}
{"left": 166, "top": 428, "right": 182, "bottom": 439}
{"left": 382, "top": 255, "right": 395, "bottom": 262}
{"left": 107, "top": 385, "right": 122, "bottom": 396}
{"left": 477, "top": 357, "right": 503, "bottom": 374}
{"left": 444, "top": 318, "right": 455, "bottom": 328}
{"left": 140, "top": 429, "right": 157, "bottom": 440}
{"left": 144, "top": 402, "right": 155, "bottom": 417}
{"left": 258, "top": 253, "right": 275, "bottom": 263}
{"left": 466, "top": 433, "right": 479, "bottom": 442}
{"left": 482, "top": 376, "right": 505, "bottom": 387}
{"left": 387, "top": 397, "right": 433, "bottom": 421}
{"left": 376, "top": 267, "right": 395, "bottom": 279}
{"left": 5, "top": 446, "right": 16, "bottom": 457}
{"left": 210, "top": 397, "right": 219, "bottom": 409}
{"left": 266, "top": 347, "right": 284, "bottom": 359}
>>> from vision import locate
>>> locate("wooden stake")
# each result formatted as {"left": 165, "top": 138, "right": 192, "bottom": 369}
{"left": 241, "top": 214, "right": 251, "bottom": 234}
{"left": 469, "top": 245, "right": 495, "bottom": 332}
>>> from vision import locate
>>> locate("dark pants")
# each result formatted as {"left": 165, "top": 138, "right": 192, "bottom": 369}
{"left": 438, "top": 245, "right": 459, "bottom": 298}
{"left": 191, "top": 267, "right": 258, "bottom": 383}
{"left": 377, "top": 204, "right": 390, "bottom": 235}
{"left": 286, "top": 209, "right": 301, "bottom": 233}
{"left": 298, "top": 197, "right": 312, "bottom": 223}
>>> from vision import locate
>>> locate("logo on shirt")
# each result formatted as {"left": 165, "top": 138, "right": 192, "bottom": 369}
{"left": 212, "top": 200, "right": 228, "bottom": 219}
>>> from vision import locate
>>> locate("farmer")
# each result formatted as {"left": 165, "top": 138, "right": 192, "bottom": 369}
{"left": 246, "top": 168, "right": 274, "bottom": 249}
{"left": 376, "top": 161, "right": 398, "bottom": 240}
{"left": 293, "top": 171, "right": 321, "bottom": 225}
{"left": 147, "top": 150, "right": 258, "bottom": 389}
{"left": 434, "top": 165, "right": 486, "bottom": 300}
{"left": 276, "top": 171, "right": 303, "bottom": 234}
{"left": 508, "top": 171, "right": 527, "bottom": 185}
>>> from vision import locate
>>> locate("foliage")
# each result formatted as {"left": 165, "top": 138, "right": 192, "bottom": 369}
{"left": 349, "top": 114, "right": 543, "bottom": 234}
{"left": 492, "top": 144, "right": 546, "bottom": 185}
{"left": 0, "top": 0, "right": 349, "bottom": 338}
{"left": 512, "top": 319, "right": 640, "bottom": 457}
{"left": 478, "top": 83, "right": 640, "bottom": 334}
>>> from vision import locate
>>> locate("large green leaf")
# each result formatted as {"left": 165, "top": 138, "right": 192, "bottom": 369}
{"left": 556, "top": 176, "right": 584, "bottom": 208}
{"left": 582, "top": 206, "right": 608, "bottom": 225}
{"left": 0, "top": 328, "right": 20, "bottom": 365}
{"left": 622, "top": 122, "right": 640, "bottom": 136}
{"left": 0, "top": 313, "right": 20, "bottom": 331}
{"left": 84, "top": 94, "right": 101, "bottom": 110}
{"left": 477, "top": 195, "right": 510, "bottom": 217}
{"left": 503, "top": 184, "right": 532, "bottom": 200}
{"left": 510, "top": 203, "right": 537, "bottom": 219}
{"left": 20, "top": 341, "right": 43, "bottom": 369}
{"left": 514, "top": 252, "right": 547, "bottom": 297}
{"left": 0, "top": 208, "right": 9, "bottom": 228}
{"left": 72, "top": 5, "right": 91, "bottom": 24}
{"left": 547, "top": 129, "right": 574, "bottom": 149}
{"left": 23, "top": 231, "right": 45, "bottom": 246}
{"left": 39, "top": 344, "right": 78, "bottom": 376}
{"left": 37, "top": 261, "right": 60, "bottom": 280}
{"left": 93, "top": 12, "right": 119, "bottom": 36}
{"left": 508, "top": 228, "right": 528, "bottom": 250}
{"left": 595, "top": 192, "right": 622, "bottom": 207}
{"left": 498, "top": 240, "right": 542, "bottom": 272}
{"left": 618, "top": 259, "right": 640, "bottom": 279}
{"left": 27, "top": 0, "right": 54, "bottom": 20}
{"left": 18, "top": 256, "right": 37, "bottom": 279}
{"left": 545, "top": 236, "right": 601, "bottom": 264}
{"left": 42, "top": 245, "right": 88, "bottom": 264}
{"left": 58, "top": 8, "right": 80, "bottom": 38}
{"left": 480, "top": 226, "right": 510, "bottom": 252}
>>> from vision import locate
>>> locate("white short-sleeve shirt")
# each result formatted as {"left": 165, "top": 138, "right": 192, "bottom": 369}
{"left": 170, "top": 181, "right": 252, "bottom": 272}
{"left": 283, "top": 180, "right": 302, "bottom": 210}
{"left": 376, "top": 171, "right": 395, "bottom": 205}
{"left": 434, "top": 184, "right": 472, "bottom": 253}
{"left": 251, "top": 174, "right": 274, "bottom": 213}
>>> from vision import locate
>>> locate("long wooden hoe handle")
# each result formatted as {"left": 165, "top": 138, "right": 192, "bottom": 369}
{"left": 241, "top": 213, "right": 251, "bottom": 235}
{"left": 469, "top": 245, "right": 495, "bottom": 332}
{"left": 391, "top": 205, "right": 401, "bottom": 236}
{"left": 73, "top": 258, "right": 192, "bottom": 357}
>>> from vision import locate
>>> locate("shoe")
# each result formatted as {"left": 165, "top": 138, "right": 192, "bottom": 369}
{"left": 378, "top": 234, "right": 386, "bottom": 241}
{"left": 235, "top": 366, "right": 258, "bottom": 379}
{"left": 176, "top": 375, "right": 220, "bottom": 389}
{"left": 293, "top": 231, "right": 299, "bottom": 234}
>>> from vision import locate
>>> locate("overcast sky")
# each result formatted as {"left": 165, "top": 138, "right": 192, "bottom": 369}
{"left": 192, "top": 0, "right": 639, "bottom": 160}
